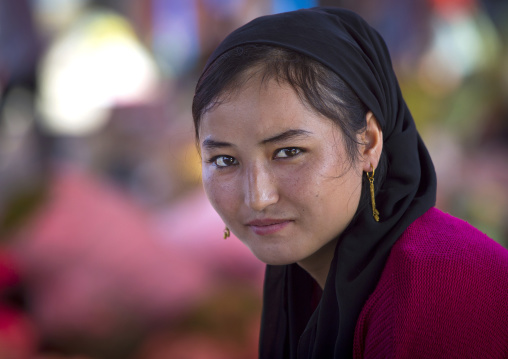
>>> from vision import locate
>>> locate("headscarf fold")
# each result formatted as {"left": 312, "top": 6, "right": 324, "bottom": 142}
{"left": 203, "top": 7, "right": 437, "bottom": 358}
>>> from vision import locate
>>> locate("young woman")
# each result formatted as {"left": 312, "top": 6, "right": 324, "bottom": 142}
{"left": 192, "top": 7, "right": 508, "bottom": 358}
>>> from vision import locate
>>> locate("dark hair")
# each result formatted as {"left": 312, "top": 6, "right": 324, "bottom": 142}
{"left": 192, "top": 44, "right": 369, "bottom": 166}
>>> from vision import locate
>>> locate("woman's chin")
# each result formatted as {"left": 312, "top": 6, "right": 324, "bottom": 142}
{"left": 250, "top": 250, "right": 301, "bottom": 266}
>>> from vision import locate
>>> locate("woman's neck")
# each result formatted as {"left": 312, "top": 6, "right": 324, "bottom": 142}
{"left": 297, "top": 238, "right": 338, "bottom": 289}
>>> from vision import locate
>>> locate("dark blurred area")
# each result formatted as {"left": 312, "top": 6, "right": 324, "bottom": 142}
{"left": 0, "top": 0, "right": 506, "bottom": 358}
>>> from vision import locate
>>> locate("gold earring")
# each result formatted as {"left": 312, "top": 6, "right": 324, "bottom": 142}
{"left": 366, "top": 164, "right": 380, "bottom": 222}
{"left": 223, "top": 227, "right": 230, "bottom": 239}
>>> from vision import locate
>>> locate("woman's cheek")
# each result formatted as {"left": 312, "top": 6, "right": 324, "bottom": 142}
{"left": 279, "top": 162, "right": 320, "bottom": 195}
{"left": 202, "top": 171, "right": 238, "bottom": 218}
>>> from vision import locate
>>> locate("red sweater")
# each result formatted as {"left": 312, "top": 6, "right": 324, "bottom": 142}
{"left": 354, "top": 208, "right": 508, "bottom": 358}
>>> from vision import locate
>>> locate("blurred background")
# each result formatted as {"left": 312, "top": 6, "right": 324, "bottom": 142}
{"left": 0, "top": 0, "right": 507, "bottom": 358}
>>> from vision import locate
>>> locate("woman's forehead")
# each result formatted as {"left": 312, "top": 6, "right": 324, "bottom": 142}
{"left": 199, "top": 80, "right": 341, "bottom": 148}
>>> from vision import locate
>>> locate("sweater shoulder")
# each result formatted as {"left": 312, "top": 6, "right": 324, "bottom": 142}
{"left": 354, "top": 208, "right": 508, "bottom": 359}
{"left": 389, "top": 207, "right": 508, "bottom": 307}
{"left": 393, "top": 207, "right": 508, "bottom": 269}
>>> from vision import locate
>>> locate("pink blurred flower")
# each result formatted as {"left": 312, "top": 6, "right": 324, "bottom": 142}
{"left": 8, "top": 166, "right": 211, "bottom": 339}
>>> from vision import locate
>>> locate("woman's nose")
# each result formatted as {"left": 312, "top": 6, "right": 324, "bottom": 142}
{"left": 244, "top": 164, "right": 279, "bottom": 212}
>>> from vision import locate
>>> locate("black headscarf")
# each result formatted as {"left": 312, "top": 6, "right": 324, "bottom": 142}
{"left": 202, "top": 7, "right": 437, "bottom": 359}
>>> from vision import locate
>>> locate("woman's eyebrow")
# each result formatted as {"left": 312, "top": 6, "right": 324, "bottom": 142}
{"left": 201, "top": 138, "right": 232, "bottom": 150}
{"left": 201, "top": 129, "right": 312, "bottom": 150}
{"left": 261, "top": 129, "right": 313, "bottom": 144}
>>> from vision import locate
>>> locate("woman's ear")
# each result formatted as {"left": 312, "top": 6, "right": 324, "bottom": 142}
{"left": 361, "top": 111, "right": 383, "bottom": 172}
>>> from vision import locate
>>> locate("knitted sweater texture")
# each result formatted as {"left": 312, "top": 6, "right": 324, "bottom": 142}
{"left": 353, "top": 207, "right": 508, "bottom": 358}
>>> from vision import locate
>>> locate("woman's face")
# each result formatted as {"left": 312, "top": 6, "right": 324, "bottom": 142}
{"left": 199, "top": 75, "right": 365, "bottom": 266}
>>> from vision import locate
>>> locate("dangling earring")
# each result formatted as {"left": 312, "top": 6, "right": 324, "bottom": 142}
{"left": 223, "top": 227, "right": 230, "bottom": 239}
{"left": 366, "top": 164, "right": 380, "bottom": 222}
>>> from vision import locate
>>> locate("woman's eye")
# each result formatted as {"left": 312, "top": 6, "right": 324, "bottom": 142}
{"left": 274, "top": 148, "right": 302, "bottom": 159}
{"left": 212, "top": 155, "right": 238, "bottom": 167}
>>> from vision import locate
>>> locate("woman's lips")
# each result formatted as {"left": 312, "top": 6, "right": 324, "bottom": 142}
{"left": 246, "top": 219, "right": 292, "bottom": 235}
